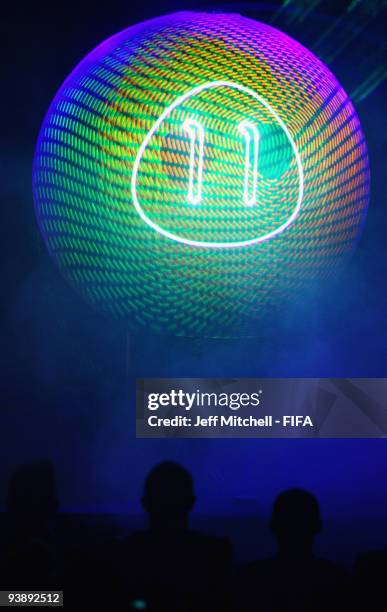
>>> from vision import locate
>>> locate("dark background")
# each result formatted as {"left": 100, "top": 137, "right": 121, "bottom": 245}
{"left": 1, "top": 0, "right": 387, "bottom": 563}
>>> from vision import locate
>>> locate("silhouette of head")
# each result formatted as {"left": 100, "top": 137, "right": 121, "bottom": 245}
{"left": 270, "top": 489, "right": 321, "bottom": 555}
{"left": 142, "top": 461, "right": 195, "bottom": 530}
{"left": 7, "top": 460, "right": 58, "bottom": 530}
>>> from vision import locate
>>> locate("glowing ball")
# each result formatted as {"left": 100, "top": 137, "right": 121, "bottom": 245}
{"left": 33, "top": 11, "right": 370, "bottom": 337}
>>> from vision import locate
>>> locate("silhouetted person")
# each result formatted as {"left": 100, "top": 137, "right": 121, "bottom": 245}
{"left": 0, "top": 460, "right": 126, "bottom": 604}
{"left": 0, "top": 460, "right": 58, "bottom": 588}
{"left": 143, "top": 460, "right": 195, "bottom": 533}
{"left": 118, "top": 461, "right": 232, "bottom": 611}
{"left": 236, "top": 489, "right": 347, "bottom": 612}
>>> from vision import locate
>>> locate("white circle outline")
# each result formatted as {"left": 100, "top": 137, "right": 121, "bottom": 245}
{"left": 131, "top": 80, "right": 304, "bottom": 248}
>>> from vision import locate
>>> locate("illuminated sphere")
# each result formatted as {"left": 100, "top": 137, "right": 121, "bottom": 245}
{"left": 33, "top": 12, "right": 370, "bottom": 337}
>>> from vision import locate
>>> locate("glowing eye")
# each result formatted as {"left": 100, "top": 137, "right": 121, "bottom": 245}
{"left": 182, "top": 118, "right": 205, "bottom": 205}
{"left": 238, "top": 120, "right": 260, "bottom": 207}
